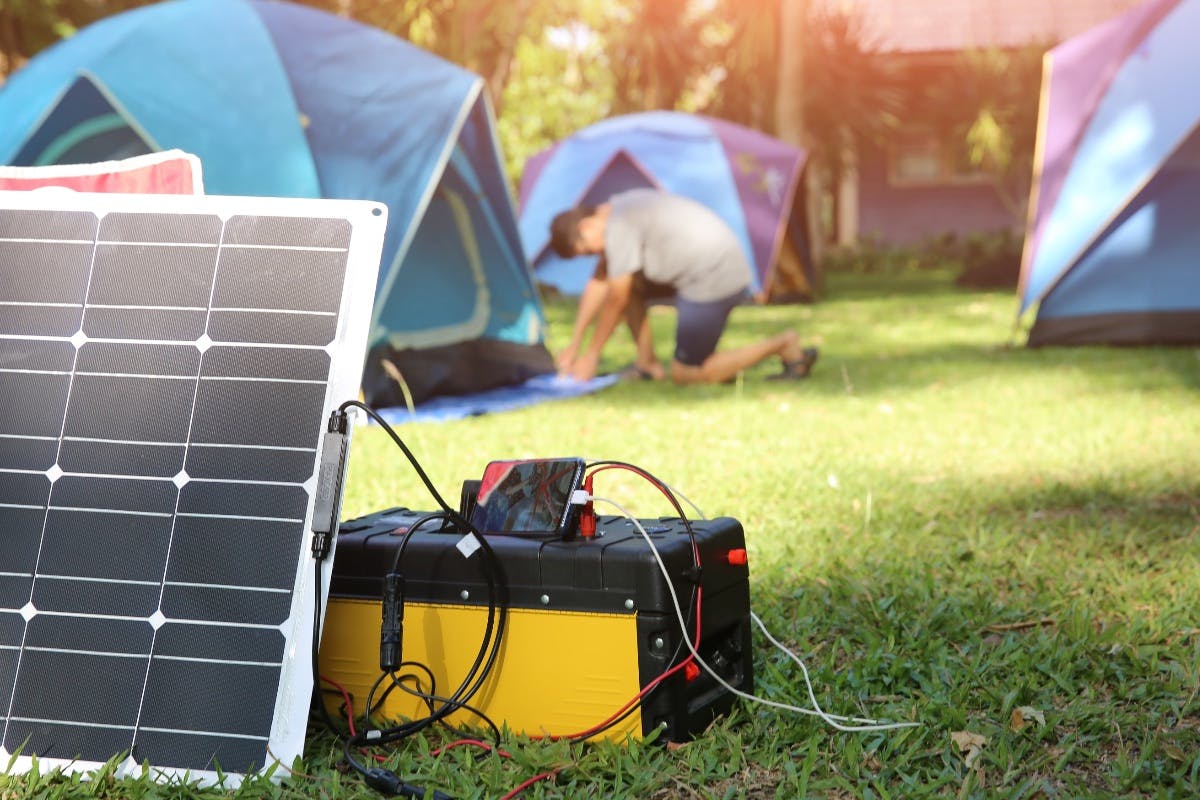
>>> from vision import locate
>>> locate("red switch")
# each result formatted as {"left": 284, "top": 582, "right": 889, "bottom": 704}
{"left": 725, "top": 548, "right": 748, "bottom": 566}
{"left": 684, "top": 662, "right": 701, "bottom": 682}
{"left": 579, "top": 474, "right": 596, "bottom": 538}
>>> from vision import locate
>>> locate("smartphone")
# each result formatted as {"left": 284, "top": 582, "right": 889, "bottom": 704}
{"left": 469, "top": 457, "right": 586, "bottom": 536}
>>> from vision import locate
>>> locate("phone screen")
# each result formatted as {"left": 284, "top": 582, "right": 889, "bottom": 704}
{"left": 469, "top": 457, "right": 585, "bottom": 535}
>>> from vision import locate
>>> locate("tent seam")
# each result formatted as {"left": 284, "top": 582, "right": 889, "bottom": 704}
{"left": 370, "top": 78, "right": 484, "bottom": 344}
{"left": 1023, "top": 0, "right": 1184, "bottom": 310}
{"left": 1032, "top": 114, "right": 1200, "bottom": 313}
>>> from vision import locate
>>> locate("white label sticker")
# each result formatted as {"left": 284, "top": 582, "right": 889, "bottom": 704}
{"left": 456, "top": 532, "right": 482, "bottom": 558}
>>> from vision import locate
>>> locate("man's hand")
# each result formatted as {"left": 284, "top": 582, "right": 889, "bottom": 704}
{"left": 569, "top": 351, "right": 601, "bottom": 382}
{"left": 555, "top": 343, "right": 578, "bottom": 374}
{"left": 565, "top": 272, "right": 631, "bottom": 383}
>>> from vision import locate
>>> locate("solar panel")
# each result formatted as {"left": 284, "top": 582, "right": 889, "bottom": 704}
{"left": 0, "top": 189, "right": 385, "bottom": 785}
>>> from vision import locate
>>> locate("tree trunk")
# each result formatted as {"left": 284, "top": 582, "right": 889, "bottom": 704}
{"left": 775, "top": 0, "right": 827, "bottom": 264}
{"left": 775, "top": 0, "right": 803, "bottom": 145}
{"left": 484, "top": 0, "right": 534, "bottom": 117}
{"left": 835, "top": 137, "right": 860, "bottom": 247}
{"left": 0, "top": 10, "right": 21, "bottom": 79}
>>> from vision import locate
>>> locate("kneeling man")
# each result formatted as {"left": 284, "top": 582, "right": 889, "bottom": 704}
{"left": 550, "top": 189, "right": 817, "bottom": 384}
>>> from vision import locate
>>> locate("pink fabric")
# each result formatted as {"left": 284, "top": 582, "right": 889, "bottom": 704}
{"left": 0, "top": 150, "right": 203, "bottom": 194}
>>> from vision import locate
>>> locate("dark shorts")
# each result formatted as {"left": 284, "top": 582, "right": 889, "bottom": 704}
{"left": 673, "top": 290, "right": 746, "bottom": 367}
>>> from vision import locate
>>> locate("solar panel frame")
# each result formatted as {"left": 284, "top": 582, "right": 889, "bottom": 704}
{"left": 0, "top": 189, "right": 386, "bottom": 786}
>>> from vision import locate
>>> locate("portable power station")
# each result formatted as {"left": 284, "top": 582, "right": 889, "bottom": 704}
{"left": 317, "top": 507, "right": 754, "bottom": 742}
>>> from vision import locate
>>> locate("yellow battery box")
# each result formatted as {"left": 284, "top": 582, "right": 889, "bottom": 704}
{"left": 318, "top": 507, "right": 754, "bottom": 741}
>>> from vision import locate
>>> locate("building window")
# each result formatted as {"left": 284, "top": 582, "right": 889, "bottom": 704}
{"left": 888, "top": 130, "right": 989, "bottom": 186}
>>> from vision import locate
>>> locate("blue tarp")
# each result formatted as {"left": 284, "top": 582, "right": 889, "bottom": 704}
{"left": 375, "top": 373, "right": 620, "bottom": 425}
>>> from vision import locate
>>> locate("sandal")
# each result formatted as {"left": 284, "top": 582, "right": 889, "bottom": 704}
{"left": 766, "top": 347, "right": 819, "bottom": 380}
{"left": 618, "top": 362, "right": 660, "bottom": 381}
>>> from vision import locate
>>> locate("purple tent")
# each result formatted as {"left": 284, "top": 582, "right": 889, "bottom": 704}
{"left": 1019, "top": 0, "right": 1200, "bottom": 345}
{"left": 518, "top": 112, "right": 813, "bottom": 300}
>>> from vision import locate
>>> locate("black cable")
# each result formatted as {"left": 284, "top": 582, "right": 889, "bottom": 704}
{"left": 363, "top": 534, "right": 507, "bottom": 746}
{"left": 572, "top": 460, "right": 704, "bottom": 745}
{"left": 311, "top": 557, "right": 350, "bottom": 738}
{"left": 341, "top": 736, "right": 453, "bottom": 800}
{"left": 337, "top": 400, "right": 457, "bottom": 517}
{"left": 365, "top": 559, "right": 501, "bottom": 745}
{"left": 379, "top": 525, "right": 499, "bottom": 731}
{"left": 332, "top": 400, "right": 510, "bottom": 756}
{"left": 309, "top": 399, "right": 509, "bottom": 800}
{"left": 327, "top": 410, "right": 709, "bottom": 787}
{"left": 378, "top": 669, "right": 504, "bottom": 745}
{"left": 400, "top": 521, "right": 509, "bottom": 718}
{"left": 338, "top": 398, "right": 511, "bottom": 702}
{"left": 368, "top": 662, "right": 439, "bottom": 719}
{"left": 445, "top": 532, "right": 509, "bottom": 708}
{"left": 335, "top": 401, "right": 509, "bottom": 715}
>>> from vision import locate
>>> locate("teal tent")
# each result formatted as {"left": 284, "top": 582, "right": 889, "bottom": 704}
{"left": 0, "top": 0, "right": 553, "bottom": 403}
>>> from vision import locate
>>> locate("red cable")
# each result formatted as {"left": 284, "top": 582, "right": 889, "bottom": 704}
{"left": 546, "top": 586, "right": 702, "bottom": 742}
{"left": 320, "top": 674, "right": 391, "bottom": 763}
{"left": 333, "top": 464, "right": 709, "bottom": 798}
{"left": 585, "top": 463, "right": 689, "bottom": 517}
{"left": 584, "top": 464, "right": 702, "bottom": 564}
{"left": 498, "top": 768, "right": 562, "bottom": 800}
{"left": 496, "top": 463, "right": 710, "bottom": 792}
{"left": 320, "top": 675, "right": 358, "bottom": 737}
{"left": 584, "top": 462, "right": 704, "bottom": 640}
{"left": 550, "top": 464, "right": 705, "bottom": 742}
{"left": 428, "top": 571, "right": 703, "bottom": 791}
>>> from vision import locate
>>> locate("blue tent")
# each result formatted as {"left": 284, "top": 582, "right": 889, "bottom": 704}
{"left": 0, "top": 0, "right": 552, "bottom": 402}
{"left": 1019, "top": 0, "right": 1200, "bottom": 346}
{"left": 518, "top": 112, "right": 814, "bottom": 302}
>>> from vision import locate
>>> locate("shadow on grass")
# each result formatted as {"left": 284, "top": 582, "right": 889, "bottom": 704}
{"left": 806, "top": 343, "right": 1200, "bottom": 396}
{"left": 739, "top": 474, "right": 1200, "bottom": 796}
{"left": 545, "top": 286, "right": 1200, "bottom": 406}
{"left": 564, "top": 340, "right": 1200, "bottom": 411}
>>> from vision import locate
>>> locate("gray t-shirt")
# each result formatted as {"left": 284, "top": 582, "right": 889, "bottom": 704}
{"left": 604, "top": 189, "right": 752, "bottom": 302}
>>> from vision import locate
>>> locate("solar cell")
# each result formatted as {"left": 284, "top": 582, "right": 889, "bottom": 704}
{"left": 0, "top": 189, "right": 385, "bottom": 785}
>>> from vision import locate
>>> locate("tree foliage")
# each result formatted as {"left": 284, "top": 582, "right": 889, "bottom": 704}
{"left": 960, "top": 46, "right": 1044, "bottom": 219}
{"left": 920, "top": 44, "right": 1045, "bottom": 221}
{"left": 599, "top": 0, "right": 709, "bottom": 113}
{"left": 705, "top": 0, "right": 780, "bottom": 133}
{"left": 0, "top": 0, "right": 155, "bottom": 76}
{"left": 706, "top": 3, "right": 906, "bottom": 173}
{"left": 497, "top": 6, "right": 615, "bottom": 194}
{"left": 0, "top": 0, "right": 1042, "bottom": 231}
{"left": 297, "top": 0, "right": 537, "bottom": 117}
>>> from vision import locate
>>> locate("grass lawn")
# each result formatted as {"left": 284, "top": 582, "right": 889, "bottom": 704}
{"left": 7, "top": 270, "right": 1198, "bottom": 798}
